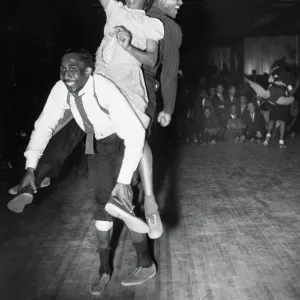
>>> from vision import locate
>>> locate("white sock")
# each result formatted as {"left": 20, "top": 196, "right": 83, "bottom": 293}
{"left": 279, "top": 140, "right": 284, "bottom": 145}
{"left": 266, "top": 133, "right": 271, "bottom": 138}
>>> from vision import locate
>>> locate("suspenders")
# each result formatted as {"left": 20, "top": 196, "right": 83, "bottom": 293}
{"left": 66, "top": 78, "right": 110, "bottom": 116}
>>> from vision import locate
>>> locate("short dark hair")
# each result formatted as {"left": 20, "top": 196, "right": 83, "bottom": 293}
{"left": 63, "top": 48, "right": 95, "bottom": 71}
{"left": 144, "top": 0, "right": 155, "bottom": 10}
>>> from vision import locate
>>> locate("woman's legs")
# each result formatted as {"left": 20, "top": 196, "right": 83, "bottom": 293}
{"left": 263, "top": 120, "right": 274, "bottom": 146}
{"left": 138, "top": 142, "right": 163, "bottom": 239}
{"left": 279, "top": 121, "right": 287, "bottom": 147}
{"left": 138, "top": 142, "right": 157, "bottom": 216}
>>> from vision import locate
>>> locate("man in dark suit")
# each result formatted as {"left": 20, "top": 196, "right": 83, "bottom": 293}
{"left": 244, "top": 101, "right": 266, "bottom": 143}
{"left": 236, "top": 94, "right": 249, "bottom": 122}
{"left": 211, "top": 84, "right": 228, "bottom": 138}
{"left": 225, "top": 84, "right": 238, "bottom": 108}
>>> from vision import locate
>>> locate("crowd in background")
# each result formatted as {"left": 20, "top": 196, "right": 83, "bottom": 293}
{"left": 171, "top": 60, "right": 300, "bottom": 146}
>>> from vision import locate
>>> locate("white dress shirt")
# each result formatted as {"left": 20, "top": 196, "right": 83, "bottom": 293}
{"left": 25, "top": 75, "right": 146, "bottom": 185}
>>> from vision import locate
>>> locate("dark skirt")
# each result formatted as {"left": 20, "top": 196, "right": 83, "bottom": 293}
{"left": 269, "top": 105, "right": 289, "bottom": 123}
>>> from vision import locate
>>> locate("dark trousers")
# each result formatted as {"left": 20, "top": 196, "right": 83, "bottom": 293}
{"left": 203, "top": 130, "right": 219, "bottom": 142}
{"left": 88, "top": 134, "right": 124, "bottom": 221}
{"left": 35, "top": 119, "right": 85, "bottom": 185}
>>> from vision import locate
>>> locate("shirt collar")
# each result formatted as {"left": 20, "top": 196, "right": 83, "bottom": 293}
{"left": 77, "top": 75, "right": 93, "bottom": 97}
{"left": 124, "top": 5, "right": 146, "bottom": 14}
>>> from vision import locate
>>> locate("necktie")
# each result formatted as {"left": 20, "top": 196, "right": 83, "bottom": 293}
{"left": 73, "top": 93, "right": 95, "bottom": 155}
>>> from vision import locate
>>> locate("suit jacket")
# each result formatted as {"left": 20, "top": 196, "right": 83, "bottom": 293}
{"left": 225, "top": 95, "right": 238, "bottom": 108}
{"left": 201, "top": 98, "right": 213, "bottom": 111}
{"left": 211, "top": 94, "right": 226, "bottom": 116}
{"left": 244, "top": 111, "right": 266, "bottom": 135}
{"left": 237, "top": 105, "right": 248, "bottom": 122}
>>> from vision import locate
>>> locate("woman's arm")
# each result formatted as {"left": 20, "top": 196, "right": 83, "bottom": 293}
{"left": 98, "top": 0, "right": 110, "bottom": 9}
{"left": 276, "top": 96, "right": 295, "bottom": 106}
{"left": 245, "top": 78, "right": 270, "bottom": 99}
{"left": 115, "top": 26, "right": 158, "bottom": 67}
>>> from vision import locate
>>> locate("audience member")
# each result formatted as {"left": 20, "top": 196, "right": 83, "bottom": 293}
{"left": 202, "top": 107, "right": 220, "bottom": 145}
{"left": 225, "top": 84, "right": 238, "bottom": 108}
{"left": 243, "top": 101, "right": 266, "bottom": 143}
{"left": 224, "top": 104, "right": 245, "bottom": 143}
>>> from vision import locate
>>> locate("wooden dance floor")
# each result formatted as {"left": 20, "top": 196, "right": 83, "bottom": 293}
{"left": 1, "top": 139, "right": 300, "bottom": 300}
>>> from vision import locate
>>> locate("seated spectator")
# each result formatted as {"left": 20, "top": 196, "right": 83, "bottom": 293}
{"left": 225, "top": 84, "right": 238, "bottom": 108}
{"left": 244, "top": 101, "right": 266, "bottom": 143}
{"left": 202, "top": 107, "right": 220, "bottom": 145}
{"left": 200, "top": 90, "right": 213, "bottom": 111}
{"left": 184, "top": 108, "right": 198, "bottom": 142}
{"left": 209, "top": 86, "right": 216, "bottom": 101}
{"left": 237, "top": 94, "right": 248, "bottom": 122}
{"left": 211, "top": 84, "right": 228, "bottom": 138}
{"left": 193, "top": 90, "right": 208, "bottom": 141}
{"left": 224, "top": 104, "right": 246, "bottom": 143}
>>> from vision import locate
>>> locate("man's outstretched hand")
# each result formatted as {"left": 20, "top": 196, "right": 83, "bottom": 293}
{"left": 112, "top": 183, "right": 133, "bottom": 210}
{"left": 158, "top": 111, "right": 171, "bottom": 127}
{"left": 18, "top": 168, "right": 37, "bottom": 193}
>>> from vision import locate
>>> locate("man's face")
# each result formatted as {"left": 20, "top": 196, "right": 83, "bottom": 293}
{"left": 204, "top": 108, "right": 211, "bottom": 118}
{"left": 248, "top": 103, "right": 255, "bottom": 114}
{"left": 210, "top": 87, "right": 216, "bottom": 96}
{"left": 217, "top": 85, "right": 224, "bottom": 95}
{"left": 160, "top": 0, "right": 183, "bottom": 19}
{"left": 202, "top": 91, "right": 208, "bottom": 99}
{"left": 229, "top": 86, "right": 236, "bottom": 96}
{"left": 60, "top": 53, "right": 90, "bottom": 94}
{"left": 240, "top": 96, "right": 247, "bottom": 105}
{"left": 230, "top": 105, "right": 236, "bottom": 115}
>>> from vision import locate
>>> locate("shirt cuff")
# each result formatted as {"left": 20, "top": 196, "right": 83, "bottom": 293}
{"left": 25, "top": 155, "right": 39, "bottom": 170}
{"left": 117, "top": 166, "right": 135, "bottom": 185}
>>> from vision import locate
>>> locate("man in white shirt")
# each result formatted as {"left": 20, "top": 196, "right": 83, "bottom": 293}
{"left": 12, "top": 49, "right": 157, "bottom": 296}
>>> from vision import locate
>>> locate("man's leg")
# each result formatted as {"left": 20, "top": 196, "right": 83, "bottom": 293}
{"left": 279, "top": 121, "right": 287, "bottom": 147}
{"left": 88, "top": 135, "right": 155, "bottom": 295}
{"left": 88, "top": 138, "right": 117, "bottom": 296}
{"left": 7, "top": 120, "right": 85, "bottom": 213}
{"left": 263, "top": 120, "right": 274, "bottom": 146}
{"left": 121, "top": 228, "right": 156, "bottom": 286}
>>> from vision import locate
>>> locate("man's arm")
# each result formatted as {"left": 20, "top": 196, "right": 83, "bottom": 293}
{"left": 25, "top": 81, "right": 69, "bottom": 170}
{"left": 105, "top": 81, "right": 146, "bottom": 185}
{"left": 160, "top": 20, "right": 182, "bottom": 115}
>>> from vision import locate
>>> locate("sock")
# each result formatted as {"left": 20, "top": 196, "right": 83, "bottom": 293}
{"left": 133, "top": 239, "right": 153, "bottom": 268}
{"left": 98, "top": 248, "right": 111, "bottom": 275}
{"left": 266, "top": 133, "right": 271, "bottom": 138}
{"left": 96, "top": 230, "right": 111, "bottom": 275}
{"left": 279, "top": 139, "right": 284, "bottom": 145}
{"left": 144, "top": 195, "right": 158, "bottom": 217}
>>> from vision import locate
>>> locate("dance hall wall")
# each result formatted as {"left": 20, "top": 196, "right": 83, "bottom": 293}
{"left": 244, "top": 36, "right": 298, "bottom": 75}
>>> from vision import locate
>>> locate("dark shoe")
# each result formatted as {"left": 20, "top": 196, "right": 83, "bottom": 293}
{"left": 8, "top": 177, "right": 51, "bottom": 195}
{"left": 7, "top": 186, "right": 35, "bottom": 213}
{"left": 121, "top": 263, "right": 156, "bottom": 286}
{"left": 105, "top": 196, "right": 149, "bottom": 233}
{"left": 88, "top": 273, "right": 110, "bottom": 296}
